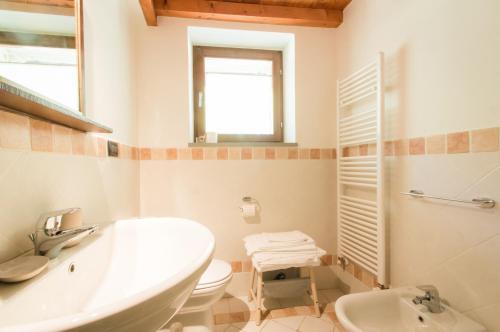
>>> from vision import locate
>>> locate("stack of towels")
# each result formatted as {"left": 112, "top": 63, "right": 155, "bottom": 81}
{"left": 243, "top": 231, "right": 326, "bottom": 272}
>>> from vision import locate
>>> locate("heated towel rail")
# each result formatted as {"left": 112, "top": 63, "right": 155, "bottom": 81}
{"left": 336, "top": 53, "right": 387, "bottom": 287}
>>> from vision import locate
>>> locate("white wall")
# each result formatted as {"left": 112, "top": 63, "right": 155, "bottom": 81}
{"left": 335, "top": 1, "right": 500, "bottom": 330}
{"left": 131, "top": 10, "right": 340, "bottom": 294}
{"left": 84, "top": 0, "right": 138, "bottom": 145}
{"left": 133, "top": 15, "right": 337, "bottom": 148}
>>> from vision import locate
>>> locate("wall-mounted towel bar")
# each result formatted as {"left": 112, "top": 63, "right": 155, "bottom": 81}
{"left": 400, "top": 190, "right": 496, "bottom": 209}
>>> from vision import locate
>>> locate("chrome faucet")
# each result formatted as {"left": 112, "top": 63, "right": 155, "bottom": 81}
{"left": 413, "top": 285, "right": 444, "bottom": 313}
{"left": 28, "top": 208, "right": 98, "bottom": 259}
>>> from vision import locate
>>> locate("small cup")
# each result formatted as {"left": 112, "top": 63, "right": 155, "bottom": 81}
{"left": 206, "top": 132, "right": 218, "bottom": 143}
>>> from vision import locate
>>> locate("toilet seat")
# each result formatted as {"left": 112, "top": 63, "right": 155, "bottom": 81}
{"left": 193, "top": 259, "right": 232, "bottom": 292}
{"left": 175, "top": 259, "right": 232, "bottom": 317}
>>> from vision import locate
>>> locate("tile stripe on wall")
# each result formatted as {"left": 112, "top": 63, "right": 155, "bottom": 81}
{"left": 138, "top": 147, "right": 337, "bottom": 160}
{"left": 385, "top": 127, "right": 500, "bottom": 156}
{"left": 0, "top": 109, "right": 138, "bottom": 160}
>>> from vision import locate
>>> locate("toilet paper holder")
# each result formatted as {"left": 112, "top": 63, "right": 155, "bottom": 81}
{"left": 239, "top": 196, "right": 258, "bottom": 213}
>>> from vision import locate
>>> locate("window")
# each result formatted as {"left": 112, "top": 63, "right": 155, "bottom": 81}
{"left": 193, "top": 46, "right": 283, "bottom": 142}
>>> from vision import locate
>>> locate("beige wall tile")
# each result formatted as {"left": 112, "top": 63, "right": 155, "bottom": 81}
{"left": 151, "top": 148, "right": 166, "bottom": 160}
{"left": 409, "top": 137, "right": 425, "bottom": 155}
{"left": 342, "top": 146, "right": 359, "bottom": 157}
{"left": 166, "top": 148, "right": 178, "bottom": 160}
{"left": 426, "top": 135, "right": 446, "bottom": 154}
{"left": 265, "top": 148, "right": 276, "bottom": 160}
{"left": 394, "top": 139, "right": 409, "bottom": 156}
{"left": 367, "top": 143, "right": 377, "bottom": 155}
{"left": 241, "top": 148, "right": 252, "bottom": 160}
{"left": 299, "top": 148, "right": 310, "bottom": 159}
{"left": 71, "top": 130, "right": 85, "bottom": 155}
{"left": 178, "top": 148, "right": 191, "bottom": 160}
{"left": 384, "top": 141, "right": 394, "bottom": 156}
{"left": 231, "top": 261, "right": 242, "bottom": 273}
{"left": 320, "top": 148, "right": 332, "bottom": 159}
{"left": 359, "top": 144, "right": 368, "bottom": 156}
{"left": 217, "top": 147, "right": 228, "bottom": 160}
{"left": 52, "top": 125, "right": 72, "bottom": 154}
{"left": 471, "top": 128, "right": 499, "bottom": 152}
{"left": 191, "top": 148, "right": 203, "bottom": 160}
{"left": 310, "top": 148, "right": 321, "bottom": 159}
{"left": 0, "top": 111, "right": 30, "bottom": 150}
{"left": 85, "top": 135, "right": 98, "bottom": 157}
{"left": 276, "top": 148, "right": 288, "bottom": 159}
{"left": 242, "top": 260, "right": 253, "bottom": 272}
{"left": 447, "top": 131, "right": 470, "bottom": 154}
{"left": 253, "top": 147, "right": 265, "bottom": 160}
{"left": 97, "top": 138, "right": 107, "bottom": 158}
{"left": 140, "top": 148, "right": 152, "bottom": 160}
{"left": 131, "top": 147, "right": 139, "bottom": 160}
{"left": 121, "top": 144, "right": 131, "bottom": 159}
{"left": 204, "top": 148, "right": 217, "bottom": 160}
{"left": 228, "top": 148, "right": 241, "bottom": 160}
{"left": 30, "top": 119, "right": 53, "bottom": 152}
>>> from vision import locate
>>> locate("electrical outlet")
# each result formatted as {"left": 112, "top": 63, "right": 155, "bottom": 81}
{"left": 107, "top": 141, "right": 119, "bottom": 157}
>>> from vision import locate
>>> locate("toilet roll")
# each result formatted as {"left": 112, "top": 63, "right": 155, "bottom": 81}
{"left": 241, "top": 203, "right": 256, "bottom": 217}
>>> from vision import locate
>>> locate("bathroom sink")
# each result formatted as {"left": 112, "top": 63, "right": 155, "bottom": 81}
{"left": 0, "top": 218, "right": 215, "bottom": 332}
{"left": 335, "top": 287, "right": 487, "bottom": 332}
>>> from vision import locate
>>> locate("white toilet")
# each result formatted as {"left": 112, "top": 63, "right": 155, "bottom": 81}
{"left": 163, "top": 259, "right": 233, "bottom": 332}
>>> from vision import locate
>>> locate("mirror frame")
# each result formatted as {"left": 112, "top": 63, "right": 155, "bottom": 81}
{"left": 75, "top": 0, "right": 85, "bottom": 114}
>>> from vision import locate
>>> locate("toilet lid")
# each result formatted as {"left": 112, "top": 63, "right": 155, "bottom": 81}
{"left": 196, "top": 259, "right": 232, "bottom": 289}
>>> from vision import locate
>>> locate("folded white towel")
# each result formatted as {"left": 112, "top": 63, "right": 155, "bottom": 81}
{"left": 265, "top": 231, "right": 311, "bottom": 243}
{"left": 251, "top": 247, "right": 327, "bottom": 272}
{"left": 244, "top": 231, "right": 315, "bottom": 256}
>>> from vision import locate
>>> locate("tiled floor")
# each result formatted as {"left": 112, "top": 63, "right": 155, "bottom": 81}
{"left": 212, "top": 289, "right": 346, "bottom": 332}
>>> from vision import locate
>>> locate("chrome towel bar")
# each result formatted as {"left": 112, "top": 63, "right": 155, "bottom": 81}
{"left": 400, "top": 190, "right": 496, "bottom": 209}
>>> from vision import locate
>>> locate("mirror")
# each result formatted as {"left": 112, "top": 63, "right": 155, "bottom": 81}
{"left": 0, "top": 0, "right": 84, "bottom": 114}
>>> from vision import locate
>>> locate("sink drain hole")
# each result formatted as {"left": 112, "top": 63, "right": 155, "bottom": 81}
{"left": 68, "top": 263, "right": 76, "bottom": 273}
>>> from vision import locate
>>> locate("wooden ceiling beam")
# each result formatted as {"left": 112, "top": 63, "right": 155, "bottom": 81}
{"left": 139, "top": 0, "right": 158, "bottom": 26}
{"left": 154, "top": 0, "right": 343, "bottom": 28}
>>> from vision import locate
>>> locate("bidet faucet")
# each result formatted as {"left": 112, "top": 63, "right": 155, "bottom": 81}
{"left": 413, "top": 285, "right": 444, "bottom": 313}
{"left": 28, "top": 208, "right": 98, "bottom": 259}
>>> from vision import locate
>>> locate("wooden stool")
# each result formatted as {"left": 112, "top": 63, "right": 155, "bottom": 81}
{"left": 248, "top": 264, "right": 321, "bottom": 326}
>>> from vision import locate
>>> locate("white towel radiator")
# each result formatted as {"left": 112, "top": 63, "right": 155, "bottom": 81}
{"left": 336, "top": 53, "right": 386, "bottom": 287}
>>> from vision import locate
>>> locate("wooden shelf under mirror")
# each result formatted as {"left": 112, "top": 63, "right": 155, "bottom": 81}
{"left": 0, "top": 0, "right": 112, "bottom": 133}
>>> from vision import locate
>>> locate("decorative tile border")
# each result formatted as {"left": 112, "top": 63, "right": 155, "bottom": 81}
{"left": 385, "top": 127, "right": 500, "bottom": 156}
{"left": 0, "top": 109, "right": 338, "bottom": 162}
{"left": 138, "top": 147, "right": 337, "bottom": 161}
{"left": 0, "top": 109, "right": 138, "bottom": 160}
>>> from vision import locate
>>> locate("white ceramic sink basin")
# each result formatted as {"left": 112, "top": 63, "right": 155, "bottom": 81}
{"left": 335, "top": 287, "right": 487, "bottom": 332}
{"left": 0, "top": 217, "right": 215, "bottom": 332}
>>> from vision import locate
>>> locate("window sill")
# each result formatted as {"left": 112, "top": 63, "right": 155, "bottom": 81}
{"left": 188, "top": 142, "right": 298, "bottom": 147}
{"left": 0, "top": 77, "right": 112, "bottom": 133}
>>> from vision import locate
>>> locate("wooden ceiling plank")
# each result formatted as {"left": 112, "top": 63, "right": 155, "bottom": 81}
{"left": 0, "top": 0, "right": 74, "bottom": 15}
{"left": 139, "top": 0, "right": 158, "bottom": 26}
{"left": 155, "top": 0, "right": 343, "bottom": 28}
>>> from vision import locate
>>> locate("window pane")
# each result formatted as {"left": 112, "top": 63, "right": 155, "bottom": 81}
{"left": 204, "top": 57, "right": 274, "bottom": 135}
